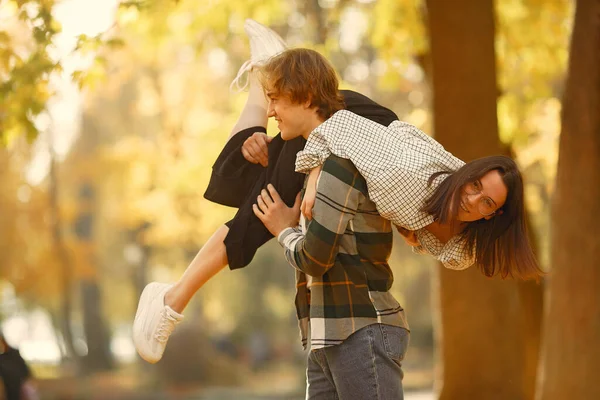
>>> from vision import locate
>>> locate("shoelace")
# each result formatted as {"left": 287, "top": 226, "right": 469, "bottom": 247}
{"left": 229, "top": 59, "right": 253, "bottom": 93}
{"left": 155, "top": 309, "right": 179, "bottom": 343}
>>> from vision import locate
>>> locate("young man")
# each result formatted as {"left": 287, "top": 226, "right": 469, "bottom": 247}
{"left": 253, "top": 49, "right": 409, "bottom": 399}
{"left": 132, "top": 20, "right": 402, "bottom": 366}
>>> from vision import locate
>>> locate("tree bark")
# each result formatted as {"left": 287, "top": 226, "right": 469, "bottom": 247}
{"left": 425, "top": 1, "right": 540, "bottom": 398}
{"left": 538, "top": 0, "right": 600, "bottom": 398}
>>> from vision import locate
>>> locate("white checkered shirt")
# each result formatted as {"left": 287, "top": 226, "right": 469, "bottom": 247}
{"left": 295, "top": 110, "right": 474, "bottom": 270}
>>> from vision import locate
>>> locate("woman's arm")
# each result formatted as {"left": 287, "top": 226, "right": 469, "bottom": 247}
{"left": 396, "top": 226, "right": 420, "bottom": 247}
{"left": 301, "top": 165, "right": 322, "bottom": 220}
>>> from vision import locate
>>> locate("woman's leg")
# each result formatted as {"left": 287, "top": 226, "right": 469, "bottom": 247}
{"left": 133, "top": 74, "right": 270, "bottom": 364}
{"left": 164, "top": 225, "right": 230, "bottom": 313}
{"left": 133, "top": 19, "right": 287, "bottom": 364}
{"left": 229, "top": 72, "right": 268, "bottom": 139}
{"left": 150, "top": 71, "right": 268, "bottom": 307}
{"left": 165, "top": 72, "right": 268, "bottom": 313}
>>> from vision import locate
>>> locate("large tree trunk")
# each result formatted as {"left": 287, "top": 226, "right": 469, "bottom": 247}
{"left": 425, "top": 1, "right": 540, "bottom": 398}
{"left": 538, "top": 0, "right": 600, "bottom": 398}
{"left": 519, "top": 278, "right": 544, "bottom": 400}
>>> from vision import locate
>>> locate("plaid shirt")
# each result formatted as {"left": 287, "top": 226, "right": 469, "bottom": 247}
{"left": 278, "top": 155, "right": 409, "bottom": 350}
{"left": 295, "top": 110, "right": 474, "bottom": 270}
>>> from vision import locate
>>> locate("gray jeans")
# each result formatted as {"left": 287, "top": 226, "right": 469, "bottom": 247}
{"left": 306, "top": 324, "right": 410, "bottom": 400}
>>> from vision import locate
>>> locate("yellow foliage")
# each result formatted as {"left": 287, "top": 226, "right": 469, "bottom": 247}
{"left": 0, "top": 0, "right": 575, "bottom": 335}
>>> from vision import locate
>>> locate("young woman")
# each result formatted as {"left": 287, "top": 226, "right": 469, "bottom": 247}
{"left": 294, "top": 109, "right": 539, "bottom": 278}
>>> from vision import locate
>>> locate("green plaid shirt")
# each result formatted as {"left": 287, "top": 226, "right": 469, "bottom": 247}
{"left": 277, "top": 155, "right": 409, "bottom": 350}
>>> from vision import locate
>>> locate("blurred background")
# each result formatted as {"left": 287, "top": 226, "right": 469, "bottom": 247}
{"left": 1, "top": 0, "right": 598, "bottom": 399}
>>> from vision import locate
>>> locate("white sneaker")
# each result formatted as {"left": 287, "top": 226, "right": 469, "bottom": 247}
{"left": 230, "top": 19, "right": 288, "bottom": 92}
{"left": 132, "top": 282, "right": 184, "bottom": 364}
{"left": 245, "top": 18, "right": 287, "bottom": 66}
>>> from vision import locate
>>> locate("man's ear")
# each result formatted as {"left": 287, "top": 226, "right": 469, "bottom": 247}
{"left": 303, "top": 95, "right": 313, "bottom": 109}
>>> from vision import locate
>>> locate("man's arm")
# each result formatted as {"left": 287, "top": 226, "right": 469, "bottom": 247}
{"left": 254, "top": 157, "right": 361, "bottom": 277}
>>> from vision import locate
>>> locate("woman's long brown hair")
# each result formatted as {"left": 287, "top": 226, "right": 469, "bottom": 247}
{"left": 422, "top": 155, "right": 543, "bottom": 281}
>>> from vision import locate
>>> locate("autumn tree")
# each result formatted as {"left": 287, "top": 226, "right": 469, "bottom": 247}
{"left": 538, "top": 0, "right": 600, "bottom": 398}
{"left": 425, "top": 0, "right": 541, "bottom": 398}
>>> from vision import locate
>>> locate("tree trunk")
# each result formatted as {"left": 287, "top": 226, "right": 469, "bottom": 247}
{"left": 519, "top": 278, "right": 544, "bottom": 400}
{"left": 48, "top": 137, "right": 79, "bottom": 364}
{"left": 538, "top": 0, "right": 600, "bottom": 398}
{"left": 304, "top": 0, "right": 328, "bottom": 45}
{"left": 425, "top": 1, "right": 540, "bottom": 398}
{"left": 81, "top": 280, "right": 114, "bottom": 373}
{"left": 128, "top": 222, "right": 152, "bottom": 300}
{"left": 74, "top": 181, "right": 114, "bottom": 373}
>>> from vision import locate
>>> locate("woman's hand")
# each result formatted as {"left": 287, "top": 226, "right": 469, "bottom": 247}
{"left": 396, "top": 226, "right": 420, "bottom": 247}
{"left": 301, "top": 166, "right": 322, "bottom": 220}
{"left": 242, "top": 132, "right": 272, "bottom": 167}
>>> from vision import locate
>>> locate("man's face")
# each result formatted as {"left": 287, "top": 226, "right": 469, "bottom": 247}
{"left": 266, "top": 91, "right": 315, "bottom": 140}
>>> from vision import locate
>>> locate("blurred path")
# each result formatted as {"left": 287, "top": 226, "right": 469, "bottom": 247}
{"left": 188, "top": 388, "right": 435, "bottom": 400}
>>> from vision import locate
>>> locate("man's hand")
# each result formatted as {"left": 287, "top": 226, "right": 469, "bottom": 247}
{"left": 242, "top": 132, "right": 272, "bottom": 167}
{"left": 396, "top": 226, "right": 420, "bottom": 247}
{"left": 253, "top": 184, "right": 301, "bottom": 237}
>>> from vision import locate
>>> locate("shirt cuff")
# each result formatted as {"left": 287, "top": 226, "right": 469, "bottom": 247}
{"left": 411, "top": 245, "right": 426, "bottom": 255}
{"left": 277, "top": 227, "right": 298, "bottom": 246}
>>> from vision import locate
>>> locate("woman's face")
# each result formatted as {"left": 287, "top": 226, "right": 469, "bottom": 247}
{"left": 455, "top": 170, "right": 508, "bottom": 222}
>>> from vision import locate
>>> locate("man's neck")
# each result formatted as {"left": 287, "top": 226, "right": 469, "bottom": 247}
{"left": 302, "top": 114, "right": 326, "bottom": 139}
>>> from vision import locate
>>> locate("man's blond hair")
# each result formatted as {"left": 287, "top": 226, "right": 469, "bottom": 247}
{"left": 258, "top": 48, "right": 345, "bottom": 120}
